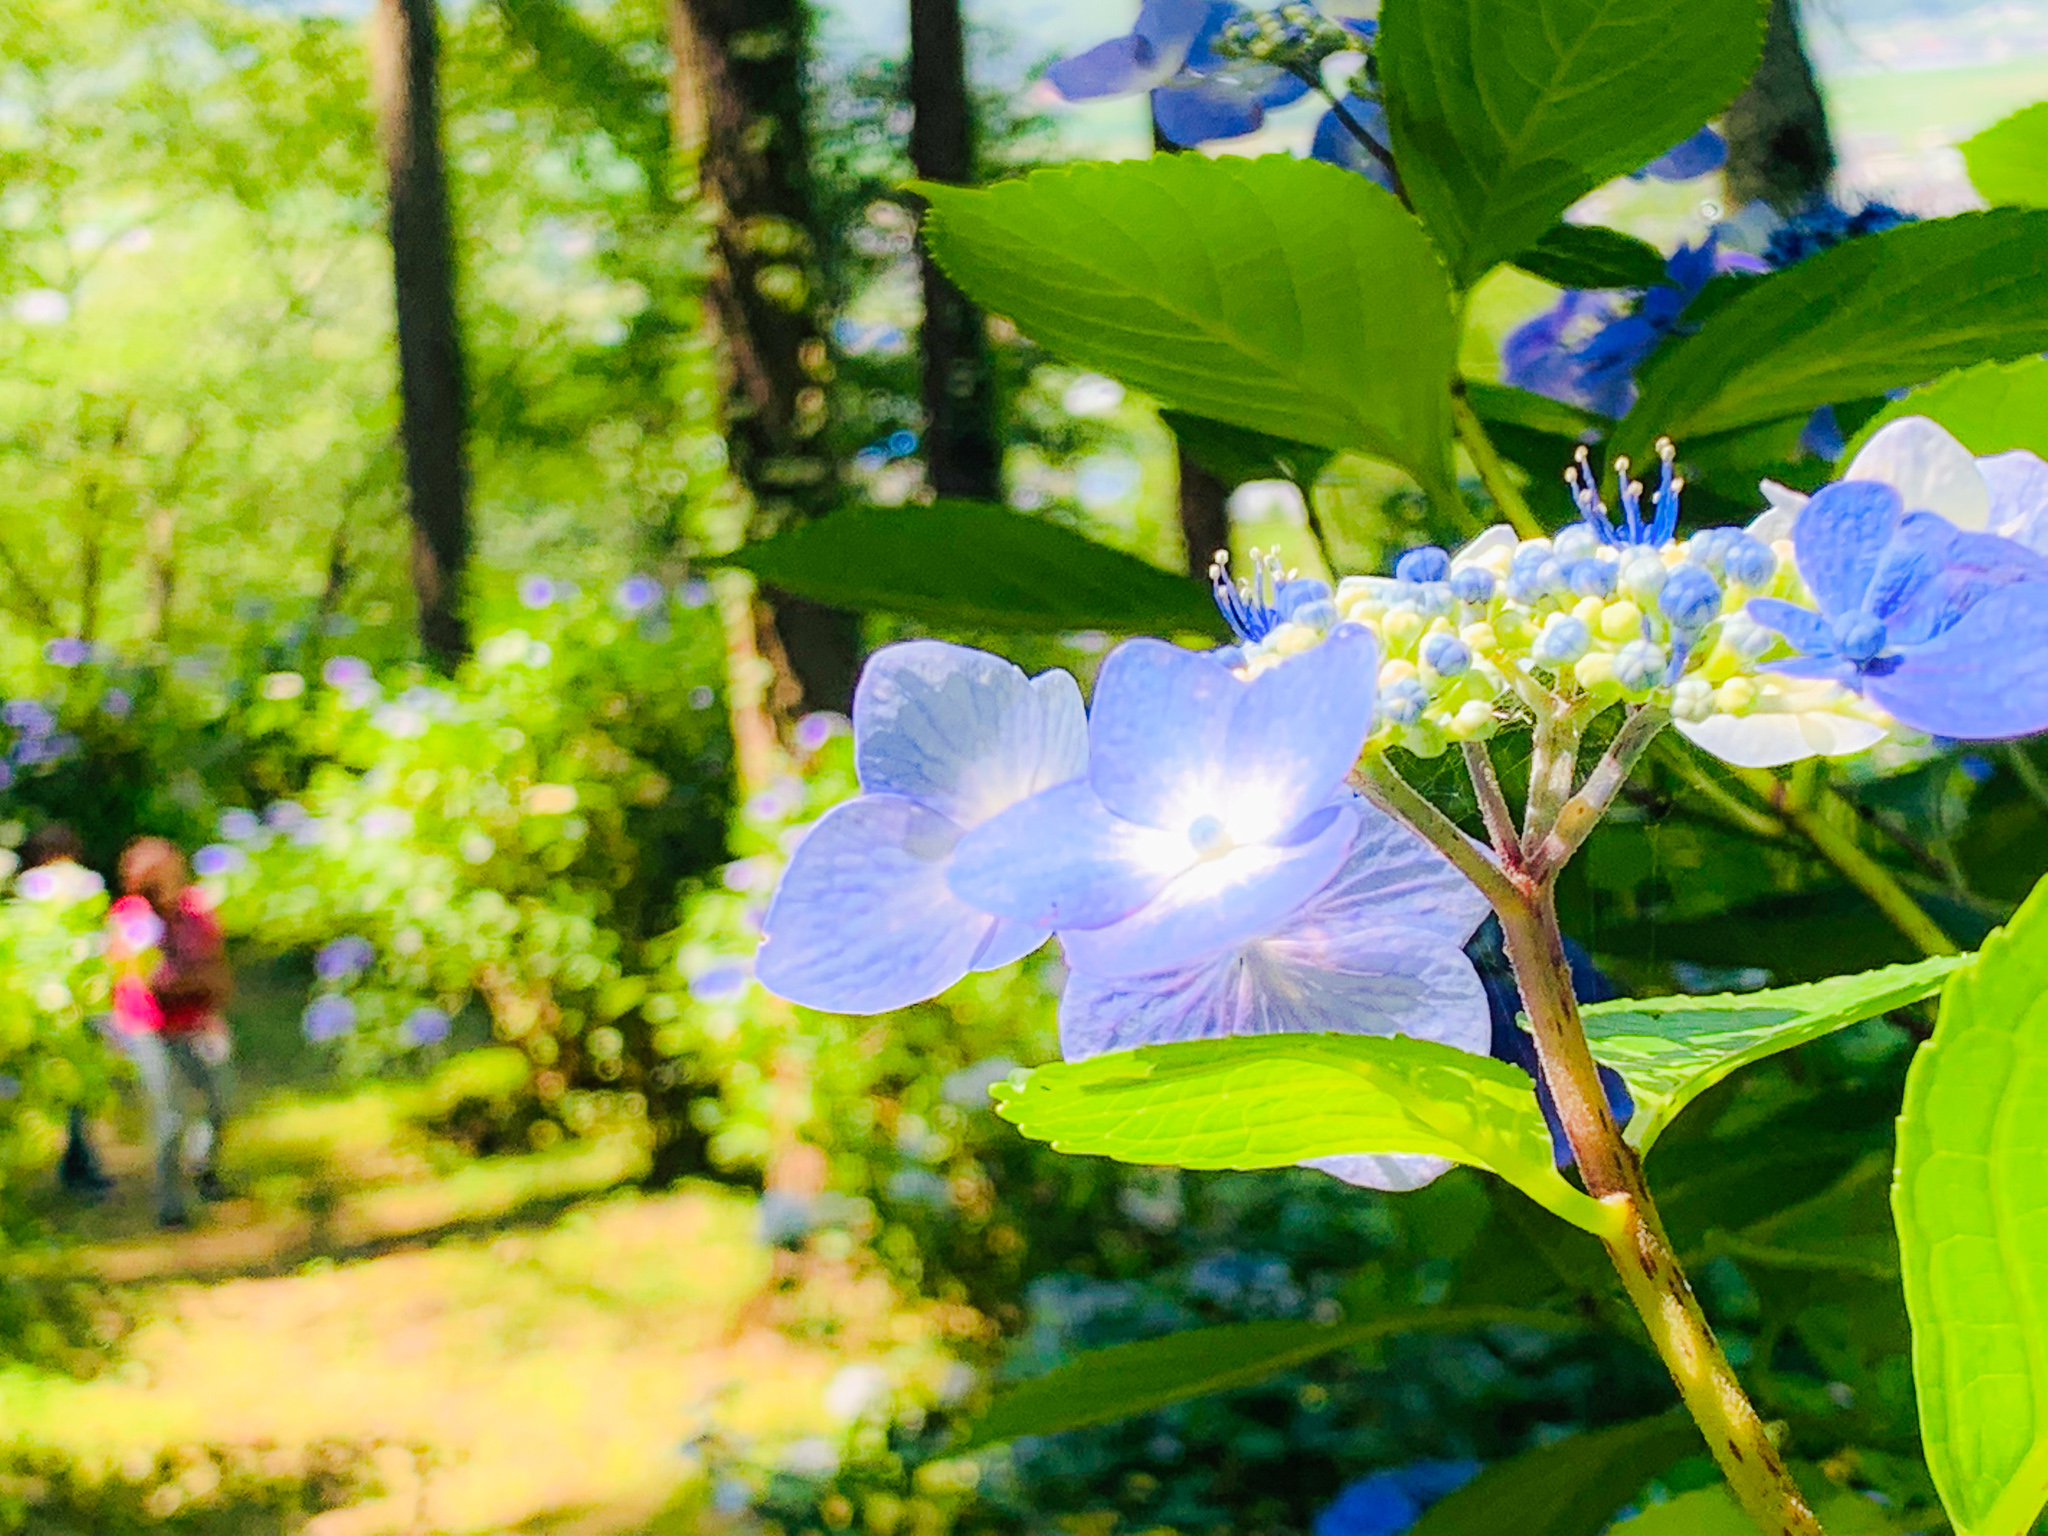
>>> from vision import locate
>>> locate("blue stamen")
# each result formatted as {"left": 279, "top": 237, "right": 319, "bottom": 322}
{"left": 1565, "top": 440, "right": 1685, "bottom": 548}
{"left": 1209, "top": 548, "right": 1294, "bottom": 644}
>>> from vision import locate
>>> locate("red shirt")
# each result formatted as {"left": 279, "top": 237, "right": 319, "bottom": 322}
{"left": 109, "top": 890, "right": 224, "bottom": 1036}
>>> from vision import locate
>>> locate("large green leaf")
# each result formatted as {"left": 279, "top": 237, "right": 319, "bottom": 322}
{"left": 713, "top": 501, "right": 1225, "bottom": 637}
{"left": 1406, "top": 1413, "right": 1699, "bottom": 1536}
{"left": 1895, "top": 876, "right": 2048, "bottom": 1536}
{"left": 1847, "top": 354, "right": 2048, "bottom": 463}
{"left": 1617, "top": 210, "right": 2048, "bottom": 459}
{"left": 1579, "top": 956, "right": 1964, "bottom": 1151}
{"left": 990, "top": 1034, "right": 1620, "bottom": 1236}
{"left": 965, "top": 1306, "right": 1577, "bottom": 1447}
{"left": 1963, "top": 101, "right": 2048, "bottom": 208}
{"left": 1159, "top": 410, "right": 1338, "bottom": 492}
{"left": 1379, "top": 0, "right": 1765, "bottom": 284}
{"left": 1510, "top": 223, "right": 1669, "bottom": 291}
{"left": 916, "top": 156, "right": 1458, "bottom": 499}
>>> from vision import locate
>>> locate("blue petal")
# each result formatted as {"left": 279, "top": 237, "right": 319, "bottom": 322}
{"left": 1747, "top": 597, "right": 1837, "bottom": 656}
{"left": 973, "top": 915, "right": 1050, "bottom": 973}
{"left": 1302, "top": 1152, "right": 1453, "bottom": 1192}
{"left": 1798, "top": 405, "right": 1845, "bottom": 462}
{"left": 1634, "top": 125, "right": 1727, "bottom": 181}
{"left": 1131, "top": 0, "right": 1213, "bottom": 63}
{"left": 1151, "top": 75, "right": 1273, "bottom": 145}
{"left": 1048, "top": 35, "right": 1158, "bottom": 100}
{"left": 1087, "top": 639, "right": 1236, "bottom": 830}
{"left": 1059, "top": 800, "right": 1361, "bottom": 976}
{"left": 948, "top": 778, "right": 1188, "bottom": 931}
{"left": 854, "top": 641, "right": 1087, "bottom": 828}
{"left": 1310, "top": 97, "right": 1397, "bottom": 190}
{"left": 1793, "top": 480, "right": 1903, "bottom": 617}
{"left": 1871, "top": 514, "right": 2048, "bottom": 647}
{"left": 1295, "top": 795, "right": 1491, "bottom": 944}
{"left": 1221, "top": 624, "right": 1379, "bottom": 842}
{"left": 756, "top": 796, "right": 995, "bottom": 1014}
{"left": 1868, "top": 582, "right": 2048, "bottom": 740}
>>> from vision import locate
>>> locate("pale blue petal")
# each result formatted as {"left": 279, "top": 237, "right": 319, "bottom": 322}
{"left": 854, "top": 640, "right": 1086, "bottom": 828}
{"left": 1302, "top": 1153, "right": 1453, "bottom": 1191}
{"left": 1059, "top": 802, "right": 1360, "bottom": 976}
{"left": 756, "top": 796, "right": 991, "bottom": 1014}
{"left": 1060, "top": 912, "right": 1487, "bottom": 1054}
{"left": 1984, "top": 450, "right": 2048, "bottom": 557}
{"left": 1221, "top": 624, "right": 1379, "bottom": 843}
{"left": 973, "top": 916, "right": 1050, "bottom": 973}
{"left": 1301, "top": 799, "right": 1490, "bottom": 944}
{"left": 1793, "top": 481, "right": 1902, "bottom": 617}
{"left": 1868, "top": 582, "right": 2048, "bottom": 740}
{"left": 1087, "top": 639, "right": 1236, "bottom": 830}
{"left": 1048, "top": 36, "right": 1159, "bottom": 100}
{"left": 1746, "top": 597, "right": 1835, "bottom": 656}
{"left": 949, "top": 778, "right": 1188, "bottom": 930}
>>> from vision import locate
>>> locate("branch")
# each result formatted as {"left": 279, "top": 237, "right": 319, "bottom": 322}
{"left": 1450, "top": 390, "right": 1545, "bottom": 539}
{"left": 1530, "top": 706, "right": 1669, "bottom": 878}
{"left": 1461, "top": 738, "right": 1522, "bottom": 865}
{"left": 1351, "top": 755, "right": 1521, "bottom": 913}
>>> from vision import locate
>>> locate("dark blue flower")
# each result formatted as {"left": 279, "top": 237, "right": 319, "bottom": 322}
{"left": 1630, "top": 125, "right": 1726, "bottom": 182}
{"left": 1749, "top": 480, "right": 2048, "bottom": 740}
{"left": 1763, "top": 196, "right": 1913, "bottom": 268}
{"left": 1315, "top": 1460, "right": 1483, "bottom": 1536}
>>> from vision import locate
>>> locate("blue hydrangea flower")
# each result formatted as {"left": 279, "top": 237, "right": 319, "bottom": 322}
{"left": 1749, "top": 480, "right": 2048, "bottom": 739}
{"left": 1314, "top": 1460, "right": 1482, "bottom": 1536}
{"left": 1762, "top": 194, "right": 1913, "bottom": 268}
{"left": 756, "top": 642, "right": 1086, "bottom": 1013}
{"left": 1808, "top": 416, "right": 2048, "bottom": 558}
{"left": 401, "top": 1006, "right": 452, "bottom": 1047}
{"left": 43, "top": 637, "right": 89, "bottom": 668}
{"left": 315, "top": 935, "right": 375, "bottom": 982}
{"left": 1057, "top": 798, "right": 1491, "bottom": 1192}
{"left": 1046, "top": 0, "right": 1310, "bottom": 148}
{"left": 303, "top": 994, "right": 357, "bottom": 1043}
{"left": 1504, "top": 236, "right": 1767, "bottom": 417}
{"left": 192, "top": 844, "right": 246, "bottom": 878}
{"left": 615, "top": 574, "right": 663, "bottom": 613}
{"left": 949, "top": 627, "right": 1378, "bottom": 977}
{"left": 1630, "top": 124, "right": 1726, "bottom": 182}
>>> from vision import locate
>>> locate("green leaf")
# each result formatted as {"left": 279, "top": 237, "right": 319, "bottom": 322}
{"left": 1510, "top": 224, "right": 1669, "bottom": 291}
{"left": 1380, "top": 0, "right": 1765, "bottom": 283}
{"left": 1963, "top": 101, "right": 2048, "bottom": 208}
{"left": 1846, "top": 354, "right": 2048, "bottom": 464}
{"left": 965, "top": 1306, "right": 1579, "bottom": 1447}
{"left": 1608, "top": 1472, "right": 1903, "bottom": 1533}
{"left": 1406, "top": 1413, "right": 1699, "bottom": 1536}
{"left": 1465, "top": 381, "right": 1609, "bottom": 444}
{"left": 1895, "top": 875, "right": 2048, "bottom": 1536}
{"left": 916, "top": 156, "right": 1458, "bottom": 497}
{"left": 1617, "top": 210, "right": 2048, "bottom": 459}
{"left": 1578, "top": 956, "right": 1964, "bottom": 1152}
{"left": 1158, "top": 410, "right": 1338, "bottom": 492}
{"left": 713, "top": 501, "right": 1225, "bottom": 637}
{"left": 990, "top": 1033, "right": 1621, "bottom": 1237}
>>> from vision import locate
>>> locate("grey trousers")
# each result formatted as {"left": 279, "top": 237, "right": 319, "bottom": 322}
{"left": 116, "top": 1026, "right": 234, "bottom": 1222}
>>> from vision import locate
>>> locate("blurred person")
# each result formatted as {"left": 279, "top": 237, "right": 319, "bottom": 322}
{"left": 25, "top": 824, "right": 116, "bottom": 1200}
{"left": 108, "top": 837, "right": 236, "bottom": 1229}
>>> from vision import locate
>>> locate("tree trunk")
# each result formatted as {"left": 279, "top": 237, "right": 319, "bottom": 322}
{"left": 1722, "top": 0, "right": 1834, "bottom": 213}
{"left": 1151, "top": 117, "right": 1233, "bottom": 580}
{"left": 668, "top": 0, "right": 859, "bottom": 715}
{"left": 908, "top": 0, "right": 1002, "bottom": 501}
{"left": 372, "top": 0, "right": 472, "bottom": 669}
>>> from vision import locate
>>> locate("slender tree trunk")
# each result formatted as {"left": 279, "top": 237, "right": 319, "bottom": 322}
{"left": 1722, "top": 0, "right": 1834, "bottom": 213}
{"left": 372, "top": 0, "right": 472, "bottom": 668}
{"left": 908, "top": 0, "right": 1002, "bottom": 501}
{"left": 1150, "top": 117, "right": 1233, "bottom": 579}
{"left": 668, "top": 0, "right": 859, "bottom": 715}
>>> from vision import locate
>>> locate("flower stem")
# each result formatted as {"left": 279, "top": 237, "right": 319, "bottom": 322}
{"left": 1352, "top": 756, "right": 1519, "bottom": 911}
{"left": 1529, "top": 706, "right": 1668, "bottom": 877}
{"left": 1493, "top": 881, "right": 1824, "bottom": 1536}
{"left": 1729, "top": 765, "right": 1960, "bottom": 959}
{"left": 1451, "top": 392, "right": 1546, "bottom": 540}
{"left": 2007, "top": 743, "right": 2048, "bottom": 818}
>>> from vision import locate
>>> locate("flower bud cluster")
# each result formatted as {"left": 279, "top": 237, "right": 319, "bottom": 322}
{"left": 1213, "top": 3, "right": 1361, "bottom": 74}
{"left": 1213, "top": 444, "right": 1886, "bottom": 757}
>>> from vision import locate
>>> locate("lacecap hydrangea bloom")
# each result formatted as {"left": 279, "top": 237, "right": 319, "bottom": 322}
{"left": 756, "top": 633, "right": 1497, "bottom": 1191}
